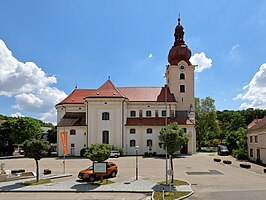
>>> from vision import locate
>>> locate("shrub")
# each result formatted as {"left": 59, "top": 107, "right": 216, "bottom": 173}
{"left": 223, "top": 160, "right": 232, "bottom": 164}
{"left": 232, "top": 148, "right": 248, "bottom": 160}
{"left": 80, "top": 148, "right": 89, "bottom": 157}
{"left": 212, "top": 139, "right": 220, "bottom": 147}
{"left": 152, "top": 152, "right": 157, "bottom": 157}
{"left": 214, "top": 158, "right": 221, "bottom": 162}
{"left": 240, "top": 163, "right": 251, "bottom": 169}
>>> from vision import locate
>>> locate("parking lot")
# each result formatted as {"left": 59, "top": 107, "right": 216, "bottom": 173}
{"left": 1, "top": 153, "right": 266, "bottom": 200}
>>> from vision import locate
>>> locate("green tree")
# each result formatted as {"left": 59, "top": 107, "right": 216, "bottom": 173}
{"left": 47, "top": 126, "right": 57, "bottom": 144}
{"left": 158, "top": 122, "right": 188, "bottom": 183}
{"left": 195, "top": 97, "right": 220, "bottom": 150}
{"left": 22, "top": 139, "right": 49, "bottom": 182}
{"left": 85, "top": 144, "right": 112, "bottom": 162}
{"left": 1, "top": 117, "right": 42, "bottom": 145}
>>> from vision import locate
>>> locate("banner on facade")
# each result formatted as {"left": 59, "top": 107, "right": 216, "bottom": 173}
{"left": 60, "top": 131, "right": 68, "bottom": 155}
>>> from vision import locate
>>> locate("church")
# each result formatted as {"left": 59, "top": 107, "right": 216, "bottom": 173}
{"left": 56, "top": 18, "right": 196, "bottom": 156}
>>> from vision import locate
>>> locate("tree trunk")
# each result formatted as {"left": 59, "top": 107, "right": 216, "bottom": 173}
{"left": 35, "top": 159, "right": 39, "bottom": 182}
{"left": 170, "top": 154, "right": 174, "bottom": 183}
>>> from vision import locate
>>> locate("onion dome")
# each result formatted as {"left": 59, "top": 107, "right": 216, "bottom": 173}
{"left": 168, "top": 17, "right": 191, "bottom": 65}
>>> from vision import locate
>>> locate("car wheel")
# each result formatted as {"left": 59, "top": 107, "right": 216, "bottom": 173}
{"left": 110, "top": 171, "right": 117, "bottom": 177}
{"left": 88, "top": 175, "right": 96, "bottom": 182}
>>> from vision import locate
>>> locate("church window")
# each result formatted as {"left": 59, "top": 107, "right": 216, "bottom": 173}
{"left": 102, "top": 131, "right": 109, "bottom": 144}
{"left": 102, "top": 112, "right": 110, "bottom": 120}
{"left": 147, "top": 128, "right": 152, "bottom": 134}
{"left": 130, "top": 129, "right": 136, "bottom": 134}
{"left": 130, "top": 110, "right": 136, "bottom": 117}
{"left": 146, "top": 110, "right": 152, "bottom": 117}
{"left": 70, "top": 130, "right": 76, "bottom": 135}
{"left": 180, "top": 73, "right": 185, "bottom": 79}
{"left": 147, "top": 139, "right": 153, "bottom": 147}
{"left": 180, "top": 85, "right": 185, "bottom": 93}
{"left": 130, "top": 140, "right": 136, "bottom": 147}
{"left": 162, "top": 110, "right": 166, "bottom": 117}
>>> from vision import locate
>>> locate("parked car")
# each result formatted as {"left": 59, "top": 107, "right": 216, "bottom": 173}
{"left": 217, "top": 145, "right": 229, "bottom": 156}
{"left": 78, "top": 162, "right": 118, "bottom": 182}
{"left": 110, "top": 150, "right": 120, "bottom": 158}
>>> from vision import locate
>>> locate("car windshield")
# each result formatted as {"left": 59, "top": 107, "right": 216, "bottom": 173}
{"left": 220, "top": 146, "right": 228, "bottom": 150}
{"left": 87, "top": 166, "right": 93, "bottom": 170}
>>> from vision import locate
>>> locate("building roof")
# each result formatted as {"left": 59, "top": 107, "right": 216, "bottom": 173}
{"left": 118, "top": 87, "right": 175, "bottom": 102}
{"left": 126, "top": 116, "right": 194, "bottom": 126}
{"left": 248, "top": 116, "right": 266, "bottom": 131}
{"left": 57, "top": 112, "right": 86, "bottom": 127}
{"left": 57, "top": 80, "right": 176, "bottom": 105}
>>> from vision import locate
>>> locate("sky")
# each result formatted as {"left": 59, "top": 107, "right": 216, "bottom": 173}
{"left": 0, "top": 0, "right": 266, "bottom": 124}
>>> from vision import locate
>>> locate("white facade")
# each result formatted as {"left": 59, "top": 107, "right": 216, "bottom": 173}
{"left": 56, "top": 18, "right": 196, "bottom": 156}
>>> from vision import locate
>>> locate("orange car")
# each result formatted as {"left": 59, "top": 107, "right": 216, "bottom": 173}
{"left": 78, "top": 162, "right": 118, "bottom": 182}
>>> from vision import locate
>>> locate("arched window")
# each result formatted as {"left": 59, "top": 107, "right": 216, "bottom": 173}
{"left": 102, "top": 131, "right": 109, "bottom": 144}
{"left": 147, "top": 128, "right": 152, "bottom": 134}
{"left": 102, "top": 112, "right": 110, "bottom": 120}
{"left": 162, "top": 110, "right": 166, "bottom": 117}
{"left": 147, "top": 139, "right": 153, "bottom": 147}
{"left": 146, "top": 110, "right": 152, "bottom": 117}
{"left": 130, "top": 128, "right": 136, "bottom": 134}
{"left": 130, "top": 110, "right": 136, "bottom": 117}
{"left": 130, "top": 140, "right": 136, "bottom": 147}
{"left": 180, "top": 73, "right": 185, "bottom": 80}
{"left": 180, "top": 85, "right": 185, "bottom": 93}
{"left": 70, "top": 130, "right": 76, "bottom": 135}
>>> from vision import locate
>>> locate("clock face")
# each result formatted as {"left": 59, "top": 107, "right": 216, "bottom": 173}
{"left": 180, "top": 65, "right": 185, "bottom": 71}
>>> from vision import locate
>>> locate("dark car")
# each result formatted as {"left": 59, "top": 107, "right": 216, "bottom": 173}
{"left": 217, "top": 145, "right": 229, "bottom": 156}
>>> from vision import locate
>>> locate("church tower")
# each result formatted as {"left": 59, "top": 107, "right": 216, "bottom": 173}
{"left": 166, "top": 17, "right": 195, "bottom": 122}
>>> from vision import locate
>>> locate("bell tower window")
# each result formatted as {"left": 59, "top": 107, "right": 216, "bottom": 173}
{"left": 180, "top": 85, "right": 185, "bottom": 93}
{"left": 180, "top": 73, "right": 185, "bottom": 80}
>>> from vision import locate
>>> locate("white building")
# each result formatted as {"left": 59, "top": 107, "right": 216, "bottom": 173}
{"left": 56, "top": 18, "right": 196, "bottom": 156}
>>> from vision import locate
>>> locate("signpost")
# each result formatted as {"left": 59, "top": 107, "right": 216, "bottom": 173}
{"left": 93, "top": 162, "right": 107, "bottom": 182}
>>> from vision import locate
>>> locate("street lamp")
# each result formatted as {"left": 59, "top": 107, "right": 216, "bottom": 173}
{"left": 135, "top": 146, "right": 139, "bottom": 180}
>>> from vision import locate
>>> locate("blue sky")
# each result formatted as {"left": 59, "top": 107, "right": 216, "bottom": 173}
{"left": 0, "top": 0, "right": 266, "bottom": 123}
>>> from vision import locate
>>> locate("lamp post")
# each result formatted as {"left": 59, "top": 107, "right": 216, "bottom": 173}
{"left": 135, "top": 146, "right": 139, "bottom": 180}
{"left": 62, "top": 106, "right": 66, "bottom": 174}
{"left": 164, "top": 83, "right": 168, "bottom": 185}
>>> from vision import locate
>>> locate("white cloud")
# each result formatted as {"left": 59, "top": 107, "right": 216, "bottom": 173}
{"left": 11, "top": 112, "right": 24, "bottom": 117}
{"left": 190, "top": 52, "right": 212, "bottom": 73}
{"left": 0, "top": 39, "right": 67, "bottom": 123}
{"left": 229, "top": 44, "right": 240, "bottom": 57}
{"left": 148, "top": 53, "right": 153, "bottom": 59}
{"left": 234, "top": 63, "right": 266, "bottom": 109}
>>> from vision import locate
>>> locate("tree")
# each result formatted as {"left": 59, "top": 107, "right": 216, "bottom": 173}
{"left": 195, "top": 97, "right": 220, "bottom": 150}
{"left": 158, "top": 122, "right": 188, "bottom": 183}
{"left": 85, "top": 144, "right": 112, "bottom": 162}
{"left": 1, "top": 117, "right": 42, "bottom": 145}
{"left": 22, "top": 139, "right": 49, "bottom": 182}
{"left": 47, "top": 126, "right": 57, "bottom": 144}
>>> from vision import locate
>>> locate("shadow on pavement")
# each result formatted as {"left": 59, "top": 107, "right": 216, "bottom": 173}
{"left": 152, "top": 184, "right": 178, "bottom": 192}
{"left": 70, "top": 180, "right": 100, "bottom": 191}
{"left": 0, "top": 182, "right": 25, "bottom": 191}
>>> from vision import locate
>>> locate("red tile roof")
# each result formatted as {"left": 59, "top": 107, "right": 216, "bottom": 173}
{"left": 126, "top": 116, "right": 194, "bottom": 126}
{"left": 248, "top": 116, "right": 266, "bottom": 131}
{"left": 86, "top": 80, "right": 125, "bottom": 98}
{"left": 118, "top": 87, "right": 175, "bottom": 102}
{"left": 57, "top": 80, "right": 176, "bottom": 105}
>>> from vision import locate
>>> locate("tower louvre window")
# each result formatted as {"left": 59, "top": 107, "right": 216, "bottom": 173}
{"left": 130, "top": 128, "right": 136, "bottom": 134}
{"left": 180, "top": 85, "right": 185, "bottom": 93}
{"left": 180, "top": 73, "right": 185, "bottom": 80}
